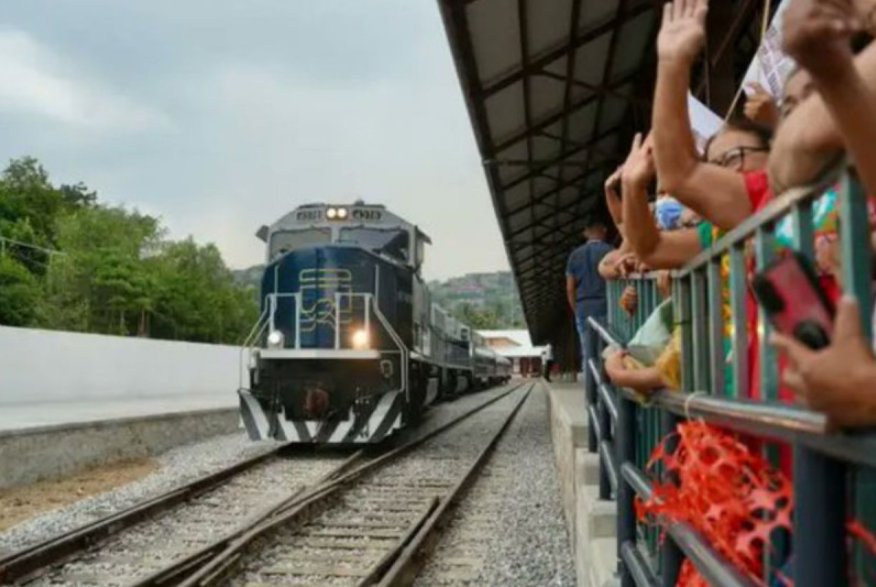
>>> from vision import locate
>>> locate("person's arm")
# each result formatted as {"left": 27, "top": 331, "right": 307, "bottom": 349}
{"left": 770, "top": 2, "right": 876, "bottom": 192}
{"left": 652, "top": 0, "right": 752, "bottom": 230}
{"left": 566, "top": 274, "right": 576, "bottom": 312}
{"left": 621, "top": 133, "right": 702, "bottom": 269}
{"left": 605, "top": 167, "right": 624, "bottom": 232}
{"left": 781, "top": 0, "right": 876, "bottom": 197}
{"left": 604, "top": 352, "right": 665, "bottom": 393}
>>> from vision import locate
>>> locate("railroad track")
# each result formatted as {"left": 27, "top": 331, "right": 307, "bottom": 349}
{"left": 1, "top": 449, "right": 359, "bottom": 587}
{"left": 168, "top": 382, "right": 534, "bottom": 587}
{"left": 0, "top": 381, "right": 530, "bottom": 587}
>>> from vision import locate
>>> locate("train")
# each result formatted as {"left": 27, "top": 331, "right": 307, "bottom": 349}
{"left": 238, "top": 201, "right": 512, "bottom": 444}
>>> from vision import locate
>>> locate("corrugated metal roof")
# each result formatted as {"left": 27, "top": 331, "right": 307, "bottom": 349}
{"left": 438, "top": 0, "right": 778, "bottom": 345}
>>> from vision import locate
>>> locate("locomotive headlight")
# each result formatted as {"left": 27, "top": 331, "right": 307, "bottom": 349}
{"left": 336, "top": 207, "right": 348, "bottom": 219}
{"left": 351, "top": 328, "right": 370, "bottom": 349}
{"left": 326, "top": 207, "right": 338, "bottom": 219}
{"left": 267, "top": 330, "right": 284, "bottom": 348}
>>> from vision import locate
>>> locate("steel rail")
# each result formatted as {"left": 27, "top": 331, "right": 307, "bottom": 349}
{"left": 172, "top": 381, "right": 533, "bottom": 587}
{"left": 0, "top": 444, "right": 303, "bottom": 584}
{"left": 372, "top": 384, "right": 534, "bottom": 587}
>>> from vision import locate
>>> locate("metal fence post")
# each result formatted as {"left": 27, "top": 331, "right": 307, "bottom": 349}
{"left": 790, "top": 197, "right": 847, "bottom": 587}
{"left": 617, "top": 393, "right": 637, "bottom": 587}
{"left": 839, "top": 174, "right": 875, "bottom": 580}
{"left": 596, "top": 318, "right": 612, "bottom": 500}
{"left": 587, "top": 315, "right": 599, "bottom": 454}
{"left": 659, "top": 410, "right": 683, "bottom": 587}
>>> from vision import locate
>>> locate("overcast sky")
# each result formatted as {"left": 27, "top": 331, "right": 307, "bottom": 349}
{"left": 0, "top": 0, "right": 509, "bottom": 280}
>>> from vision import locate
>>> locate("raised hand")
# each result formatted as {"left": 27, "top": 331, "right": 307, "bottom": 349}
{"left": 619, "top": 285, "right": 639, "bottom": 315}
{"left": 743, "top": 82, "right": 780, "bottom": 129}
{"left": 657, "top": 0, "right": 709, "bottom": 65}
{"left": 605, "top": 166, "right": 624, "bottom": 223}
{"left": 621, "top": 133, "right": 655, "bottom": 190}
{"left": 783, "top": 0, "right": 860, "bottom": 80}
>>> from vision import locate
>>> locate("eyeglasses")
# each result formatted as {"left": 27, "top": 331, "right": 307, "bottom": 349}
{"left": 708, "top": 146, "right": 769, "bottom": 170}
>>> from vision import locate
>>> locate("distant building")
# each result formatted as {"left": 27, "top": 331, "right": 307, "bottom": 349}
{"left": 476, "top": 329, "right": 547, "bottom": 377}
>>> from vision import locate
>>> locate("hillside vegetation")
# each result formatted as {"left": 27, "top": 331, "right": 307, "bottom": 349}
{"left": 0, "top": 157, "right": 258, "bottom": 343}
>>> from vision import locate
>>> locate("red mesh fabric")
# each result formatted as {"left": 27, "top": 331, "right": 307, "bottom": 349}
{"left": 637, "top": 421, "right": 876, "bottom": 586}
{"left": 637, "top": 421, "right": 791, "bottom": 585}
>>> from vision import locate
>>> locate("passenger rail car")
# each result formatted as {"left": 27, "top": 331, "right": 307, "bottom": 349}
{"left": 238, "top": 202, "right": 511, "bottom": 444}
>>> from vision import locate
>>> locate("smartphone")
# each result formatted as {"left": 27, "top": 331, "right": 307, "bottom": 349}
{"left": 750, "top": 252, "right": 834, "bottom": 350}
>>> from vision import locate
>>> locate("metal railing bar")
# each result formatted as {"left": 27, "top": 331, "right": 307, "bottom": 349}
{"left": 755, "top": 227, "right": 779, "bottom": 409}
{"left": 619, "top": 272, "right": 664, "bottom": 281}
{"left": 678, "top": 180, "right": 834, "bottom": 275}
{"left": 588, "top": 317, "right": 625, "bottom": 348}
{"left": 707, "top": 257, "right": 725, "bottom": 395}
{"left": 598, "top": 383, "right": 619, "bottom": 424}
{"left": 589, "top": 405, "right": 605, "bottom": 444}
{"left": 728, "top": 245, "right": 747, "bottom": 399}
{"left": 621, "top": 463, "right": 653, "bottom": 500}
{"left": 599, "top": 440, "right": 618, "bottom": 494}
{"left": 621, "top": 464, "right": 758, "bottom": 587}
{"left": 589, "top": 358, "right": 604, "bottom": 389}
{"left": 645, "top": 391, "right": 876, "bottom": 469}
{"left": 621, "top": 541, "right": 660, "bottom": 587}
{"left": 691, "top": 269, "right": 710, "bottom": 393}
{"left": 665, "top": 523, "right": 760, "bottom": 587}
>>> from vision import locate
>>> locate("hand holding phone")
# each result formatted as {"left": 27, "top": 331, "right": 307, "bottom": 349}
{"left": 751, "top": 252, "right": 835, "bottom": 350}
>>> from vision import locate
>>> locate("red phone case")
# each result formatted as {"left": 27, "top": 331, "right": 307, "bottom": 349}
{"left": 751, "top": 252, "right": 834, "bottom": 348}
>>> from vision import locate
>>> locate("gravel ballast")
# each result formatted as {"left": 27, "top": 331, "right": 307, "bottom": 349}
{"left": 0, "top": 432, "right": 276, "bottom": 556}
{"left": 414, "top": 383, "right": 576, "bottom": 587}
{"left": 0, "top": 384, "right": 518, "bottom": 559}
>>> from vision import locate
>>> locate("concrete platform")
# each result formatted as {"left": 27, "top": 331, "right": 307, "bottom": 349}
{"left": 0, "top": 407, "right": 240, "bottom": 488}
{"left": 547, "top": 381, "right": 618, "bottom": 587}
{"left": 0, "top": 393, "right": 236, "bottom": 431}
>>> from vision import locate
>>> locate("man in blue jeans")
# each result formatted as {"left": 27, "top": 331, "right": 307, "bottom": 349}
{"left": 565, "top": 220, "right": 612, "bottom": 378}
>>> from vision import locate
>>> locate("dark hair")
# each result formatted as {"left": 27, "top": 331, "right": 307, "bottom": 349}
{"left": 852, "top": 31, "right": 875, "bottom": 54}
{"left": 703, "top": 117, "right": 773, "bottom": 160}
{"left": 583, "top": 219, "right": 606, "bottom": 230}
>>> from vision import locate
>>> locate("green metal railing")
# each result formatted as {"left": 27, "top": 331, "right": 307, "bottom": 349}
{"left": 587, "top": 170, "right": 876, "bottom": 587}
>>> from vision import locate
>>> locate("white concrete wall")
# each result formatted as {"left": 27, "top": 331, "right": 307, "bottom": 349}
{"left": 0, "top": 325, "right": 242, "bottom": 404}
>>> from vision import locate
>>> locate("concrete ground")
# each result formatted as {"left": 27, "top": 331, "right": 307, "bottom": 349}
{"left": 0, "top": 393, "right": 235, "bottom": 432}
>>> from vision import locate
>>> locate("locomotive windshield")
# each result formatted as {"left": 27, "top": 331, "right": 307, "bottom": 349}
{"left": 339, "top": 227, "right": 409, "bottom": 262}
{"left": 270, "top": 228, "right": 331, "bottom": 260}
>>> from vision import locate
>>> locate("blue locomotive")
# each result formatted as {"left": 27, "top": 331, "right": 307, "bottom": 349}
{"left": 238, "top": 201, "right": 512, "bottom": 444}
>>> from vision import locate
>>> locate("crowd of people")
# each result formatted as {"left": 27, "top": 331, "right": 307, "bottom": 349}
{"left": 563, "top": 0, "right": 876, "bottom": 430}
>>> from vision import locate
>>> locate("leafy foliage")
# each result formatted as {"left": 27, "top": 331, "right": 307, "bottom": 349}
{"left": 0, "top": 157, "right": 258, "bottom": 344}
{"left": 429, "top": 272, "right": 525, "bottom": 330}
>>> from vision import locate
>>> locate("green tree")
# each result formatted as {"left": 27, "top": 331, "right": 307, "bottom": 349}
{"left": 0, "top": 254, "right": 40, "bottom": 326}
{"left": 39, "top": 204, "right": 161, "bottom": 334}
{"left": 454, "top": 302, "right": 499, "bottom": 330}
{"left": 150, "top": 239, "right": 257, "bottom": 343}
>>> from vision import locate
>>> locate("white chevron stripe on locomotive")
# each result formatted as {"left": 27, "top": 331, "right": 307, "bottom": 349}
{"left": 237, "top": 389, "right": 403, "bottom": 443}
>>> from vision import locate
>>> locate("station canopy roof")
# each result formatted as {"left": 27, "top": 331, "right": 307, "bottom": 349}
{"left": 438, "top": 0, "right": 777, "bottom": 342}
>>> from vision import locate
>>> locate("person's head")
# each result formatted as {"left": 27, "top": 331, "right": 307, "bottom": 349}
{"left": 779, "top": 67, "right": 814, "bottom": 121}
{"left": 583, "top": 220, "right": 607, "bottom": 241}
{"left": 780, "top": 32, "right": 873, "bottom": 121}
{"left": 704, "top": 117, "right": 772, "bottom": 173}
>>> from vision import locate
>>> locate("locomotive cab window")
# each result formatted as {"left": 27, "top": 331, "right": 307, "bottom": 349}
{"left": 269, "top": 228, "right": 331, "bottom": 260}
{"left": 339, "top": 228, "right": 409, "bottom": 262}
